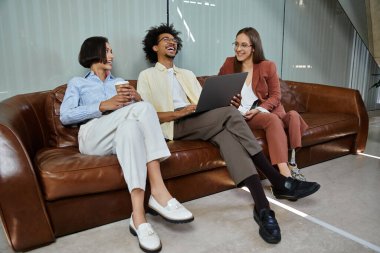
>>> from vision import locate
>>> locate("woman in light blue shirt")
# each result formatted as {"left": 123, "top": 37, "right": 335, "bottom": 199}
{"left": 60, "top": 36, "right": 193, "bottom": 253}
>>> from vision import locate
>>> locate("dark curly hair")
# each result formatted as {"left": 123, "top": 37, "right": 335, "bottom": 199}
{"left": 78, "top": 36, "right": 109, "bottom": 68}
{"left": 142, "top": 23, "right": 183, "bottom": 63}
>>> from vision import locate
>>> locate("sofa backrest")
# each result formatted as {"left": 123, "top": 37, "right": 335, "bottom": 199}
{"left": 45, "top": 84, "right": 79, "bottom": 148}
{"left": 43, "top": 77, "right": 307, "bottom": 148}
{"left": 280, "top": 79, "right": 308, "bottom": 113}
{"left": 44, "top": 77, "right": 211, "bottom": 148}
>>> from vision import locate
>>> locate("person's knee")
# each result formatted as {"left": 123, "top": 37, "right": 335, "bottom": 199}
{"left": 137, "top": 101, "right": 157, "bottom": 114}
{"left": 288, "top": 110, "right": 300, "bottom": 118}
{"left": 116, "top": 120, "right": 142, "bottom": 138}
{"left": 223, "top": 106, "right": 242, "bottom": 118}
{"left": 132, "top": 101, "right": 153, "bottom": 111}
{"left": 258, "top": 114, "right": 283, "bottom": 132}
{"left": 119, "top": 101, "right": 157, "bottom": 118}
{"left": 267, "top": 113, "right": 282, "bottom": 125}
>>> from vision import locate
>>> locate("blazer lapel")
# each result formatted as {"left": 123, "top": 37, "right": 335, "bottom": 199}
{"left": 252, "top": 64, "right": 260, "bottom": 94}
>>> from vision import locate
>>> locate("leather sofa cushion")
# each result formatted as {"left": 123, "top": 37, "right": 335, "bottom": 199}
{"left": 36, "top": 140, "right": 225, "bottom": 201}
{"left": 36, "top": 147, "right": 124, "bottom": 201}
{"left": 162, "top": 140, "right": 225, "bottom": 178}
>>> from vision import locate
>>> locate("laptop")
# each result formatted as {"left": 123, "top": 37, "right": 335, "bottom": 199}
{"left": 192, "top": 72, "right": 248, "bottom": 114}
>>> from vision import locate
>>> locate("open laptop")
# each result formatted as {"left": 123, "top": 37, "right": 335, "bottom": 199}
{"left": 192, "top": 72, "right": 248, "bottom": 114}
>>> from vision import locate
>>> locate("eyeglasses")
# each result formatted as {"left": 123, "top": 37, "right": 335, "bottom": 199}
{"left": 158, "top": 37, "right": 179, "bottom": 44}
{"left": 232, "top": 42, "right": 252, "bottom": 49}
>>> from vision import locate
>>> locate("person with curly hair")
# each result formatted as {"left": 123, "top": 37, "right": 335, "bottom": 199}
{"left": 137, "top": 24, "right": 321, "bottom": 244}
{"left": 60, "top": 36, "right": 193, "bottom": 253}
{"left": 218, "top": 27, "right": 308, "bottom": 181}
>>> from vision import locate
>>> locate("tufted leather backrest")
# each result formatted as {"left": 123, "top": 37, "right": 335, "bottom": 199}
{"left": 44, "top": 78, "right": 301, "bottom": 148}
{"left": 45, "top": 84, "right": 79, "bottom": 147}
{"left": 280, "top": 79, "right": 307, "bottom": 113}
{"left": 44, "top": 80, "right": 139, "bottom": 148}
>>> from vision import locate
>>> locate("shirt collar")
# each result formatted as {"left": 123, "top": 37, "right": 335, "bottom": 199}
{"left": 155, "top": 62, "right": 179, "bottom": 75}
{"left": 84, "top": 71, "right": 115, "bottom": 82}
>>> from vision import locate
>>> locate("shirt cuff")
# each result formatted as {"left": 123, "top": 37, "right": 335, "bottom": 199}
{"left": 256, "top": 107, "right": 270, "bottom": 113}
{"left": 89, "top": 102, "right": 103, "bottom": 118}
{"left": 238, "top": 106, "right": 248, "bottom": 115}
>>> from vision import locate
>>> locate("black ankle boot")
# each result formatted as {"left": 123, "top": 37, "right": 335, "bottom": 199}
{"left": 272, "top": 177, "right": 320, "bottom": 201}
{"left": 253, "top": 208, "right": 281, "bottom": 244}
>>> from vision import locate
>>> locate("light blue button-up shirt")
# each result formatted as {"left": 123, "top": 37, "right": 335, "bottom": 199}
{"left": 60, "top": 71, "right": 124, "bottom": 125}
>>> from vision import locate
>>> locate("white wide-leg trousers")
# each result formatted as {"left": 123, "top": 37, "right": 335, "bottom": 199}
{"left": 78, "top": 102, "right": 171, "bottom": 192}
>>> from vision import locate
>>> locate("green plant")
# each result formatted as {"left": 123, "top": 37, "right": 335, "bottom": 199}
{"left": 370, "top": 74, "right": 380, "bottom": 89}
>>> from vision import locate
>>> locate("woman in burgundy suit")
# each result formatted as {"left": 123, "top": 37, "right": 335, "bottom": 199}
{"left": 218, "top": 27, "right": 308, "bottom": 180}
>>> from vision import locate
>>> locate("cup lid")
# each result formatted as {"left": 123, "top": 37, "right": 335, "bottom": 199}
{"left": 115, "top": 80, "right": 129, "bottom": 86}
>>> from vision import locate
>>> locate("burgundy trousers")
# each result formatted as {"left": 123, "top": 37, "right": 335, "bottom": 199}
{"left": 246, "top": 110, "right": 308, "bottom": 165}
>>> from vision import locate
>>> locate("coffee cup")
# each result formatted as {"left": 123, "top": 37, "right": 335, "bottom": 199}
{"left": 114, "top": 81, "right": 129, "bottom": 95}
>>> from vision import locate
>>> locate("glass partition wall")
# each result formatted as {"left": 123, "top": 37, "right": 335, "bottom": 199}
{"left": 169, "top": 0, "right": 379, "bottom": 110}
{"left": 169, "top": 0, "right": 284, "bottom": 76}
{"left": 282, "top": 0, "right": 354, "bottom": 86}
{"left": 0, "top": 0, "right": 379, "bottom": 109}
{"left": 0, "top": 0, "right": 167, "bottom": 101}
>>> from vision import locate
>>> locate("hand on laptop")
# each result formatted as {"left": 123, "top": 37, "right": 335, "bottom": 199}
{"left": 230, "top": 94, "right": 242, "bottom": 108}
{"left": 176, "top": 105, "right": 197, "bottom": 118}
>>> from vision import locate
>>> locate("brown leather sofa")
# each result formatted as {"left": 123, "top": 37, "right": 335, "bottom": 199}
{"left": 0, "top": 78, "right": 368, "bottom": 252}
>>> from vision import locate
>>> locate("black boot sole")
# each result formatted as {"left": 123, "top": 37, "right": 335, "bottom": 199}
{"left": 272, "top": 183, "right": 320, "bottom": 201}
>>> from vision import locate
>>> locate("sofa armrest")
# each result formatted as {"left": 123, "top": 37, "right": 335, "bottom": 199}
{"left": 0, "top": 93, "right": 55, "bottom": 251}
{"left": 0, "top": 126, "right": 55, "bottom": 251}
{"left": 285, "top": 81, "right": 369, "bottom": 153}
{"left": 349, "top": 89, "right": 369, "bottom": 153}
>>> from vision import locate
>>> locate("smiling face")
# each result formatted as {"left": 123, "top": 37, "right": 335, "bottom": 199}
{"left": 90, "top": 42, "right": 114, "bottom": 79}
{"left": 234, "top": 33, "right": 254, "bottom": 64}
{"left": 92, "top": 42, "right": 113, "bottom": 71}
{"left": 102, "top": 42, "right": 114, "bottom": 71}
{"left": 154, "top": 33, "right": 178, "bottom": 61}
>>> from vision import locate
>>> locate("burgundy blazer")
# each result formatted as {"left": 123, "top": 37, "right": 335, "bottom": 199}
{"left": 218, "top": 57, "right": 286, "bottom": 118}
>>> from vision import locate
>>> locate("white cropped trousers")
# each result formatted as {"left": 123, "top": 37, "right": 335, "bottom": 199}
{"left": 78, "top": 102, "right": 171, "bottom": 192}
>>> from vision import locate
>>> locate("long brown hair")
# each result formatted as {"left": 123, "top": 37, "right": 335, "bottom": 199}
{"left": 233, "top": 27, "right": 266, "bottom": 73}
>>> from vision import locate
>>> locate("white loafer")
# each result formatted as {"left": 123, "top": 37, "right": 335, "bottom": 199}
{"left": 129, "top": 214, "right": 162, "bottom": 253}
{"left": 148, "top": 196, "right": 194, "bottom": 223}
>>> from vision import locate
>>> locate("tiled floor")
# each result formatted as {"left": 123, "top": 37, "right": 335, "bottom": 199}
{"left": 1, "top": 116, "right": 379, "bottom": 253}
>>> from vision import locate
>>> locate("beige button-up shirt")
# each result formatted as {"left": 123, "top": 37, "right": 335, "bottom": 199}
{"left": 137, "top": 62, "right": 202, "bottom": 140}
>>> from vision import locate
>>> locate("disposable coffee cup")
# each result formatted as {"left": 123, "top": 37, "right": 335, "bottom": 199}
{"left": 114, "top": 81, "right": 129, "bottom": 95}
